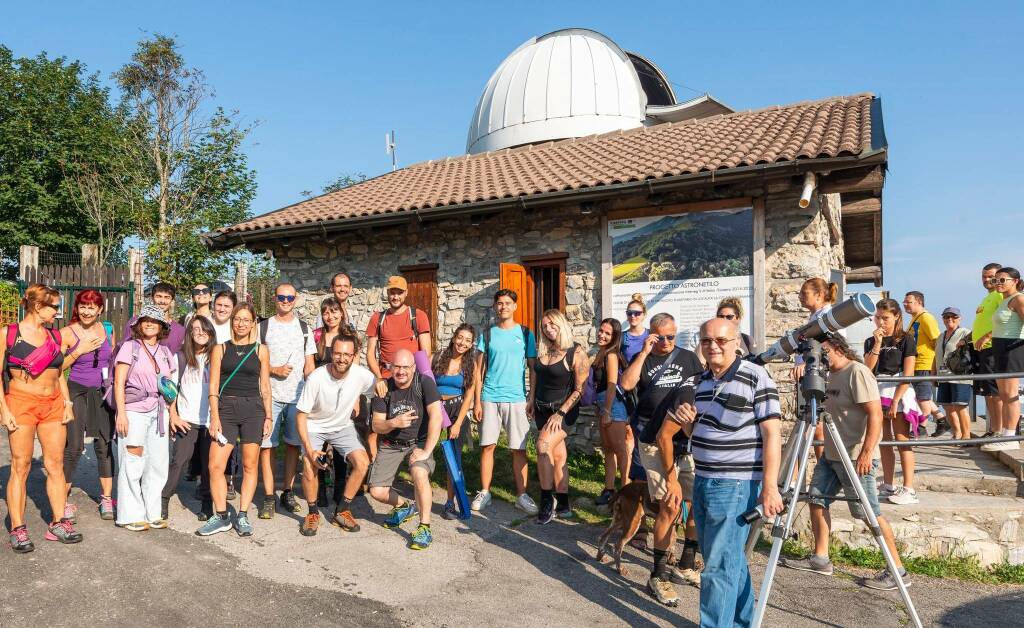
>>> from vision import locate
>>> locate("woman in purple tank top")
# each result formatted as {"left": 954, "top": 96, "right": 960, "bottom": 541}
{"left": 60, "top": 290, "right": 117, "bottom": 521}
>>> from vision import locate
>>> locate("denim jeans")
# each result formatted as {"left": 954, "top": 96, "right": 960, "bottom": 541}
{"left": 265, "top": 400, "right": 299, "bottom": 448}
{"left": 116, "top": 407, "right": 169, "bottom": 525}
{"left": 692, "top": 475, "right": 760, "bottom": 628}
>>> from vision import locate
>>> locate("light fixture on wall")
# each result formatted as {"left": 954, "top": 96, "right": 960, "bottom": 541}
{"left": 580, "top": 201, "right": 594, "bottom": 215}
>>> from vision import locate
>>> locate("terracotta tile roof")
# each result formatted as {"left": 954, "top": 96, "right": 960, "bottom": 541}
{"left": 217, "top": 93, "right": 879, "bottom": 238}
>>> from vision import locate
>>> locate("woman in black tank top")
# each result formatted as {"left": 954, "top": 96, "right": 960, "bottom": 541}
{"left": 531, "top": 309, "right": 588, "bottom": 524}
{"left": 202, "top": 303, "right": 271, "bottom": 537}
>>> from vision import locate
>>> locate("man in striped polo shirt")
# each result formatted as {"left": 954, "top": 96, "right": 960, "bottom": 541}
{"left": 677, "top": 317, "right": 783, "bottom": 628}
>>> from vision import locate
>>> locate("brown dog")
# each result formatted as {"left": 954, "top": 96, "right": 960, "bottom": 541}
{"left": 595, "top": 482, "right": 659, "bottom": 576}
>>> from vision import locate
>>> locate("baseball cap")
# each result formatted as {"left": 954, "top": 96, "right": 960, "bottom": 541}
{"left": 386, "top": 276, "right": 408, "bottom": 291}
{"left": 941, "top": 307, "right": 961, "bottom": 318}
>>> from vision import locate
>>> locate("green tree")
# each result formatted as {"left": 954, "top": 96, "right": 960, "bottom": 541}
{"left": 0, "top": 45, "right": 136, "bottom": 276}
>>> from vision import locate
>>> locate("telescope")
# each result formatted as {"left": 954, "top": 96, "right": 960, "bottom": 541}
{"left": 753, "top": 293, "right": 876, "bottom": 363}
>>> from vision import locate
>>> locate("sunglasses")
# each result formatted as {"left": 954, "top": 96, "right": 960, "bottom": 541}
{"left": 276, "top": 295, "right": 297, "bottom": 303}
{"left": 942, "top": 315, "right": 959, "bottom": 319}
{"left": 655, "top": 334, "right": 676, "bottom": 342}
{"left": 718, "top": 313, "right": 737, "bottom": 320}
{"left": 700, "top": 336, "right": 736, "bottom": 347}
{"left": 192, "top": 288, "right": 211, "bottom": 296}
{"left": 626, "top": 310, "right": 644, "bottom": 317}
{"left": 993, "top": 277, "right": 1017, "bottom": 285}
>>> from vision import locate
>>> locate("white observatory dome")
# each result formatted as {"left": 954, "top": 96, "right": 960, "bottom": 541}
{"left": 466, "top": 29, "right": 648, "bottom": 154}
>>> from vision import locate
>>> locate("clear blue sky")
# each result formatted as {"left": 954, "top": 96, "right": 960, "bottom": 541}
{"left": 5, "top": 1, "right": 1022, "bottom": 322}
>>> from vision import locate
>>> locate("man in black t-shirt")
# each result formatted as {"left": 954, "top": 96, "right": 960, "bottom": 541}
{"left": 368, "top": 349, "right": 443, "bottom": 550}
{"left": 620, "top": 313, "right": 704, "bottom": 606}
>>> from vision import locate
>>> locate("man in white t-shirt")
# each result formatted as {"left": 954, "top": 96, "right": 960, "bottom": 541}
{"left": 295, "top": 332, "right": 375, "bottom": 536}
{"left": 258, "top": 283, "right": 316, "bottom": 519}
{"left": 211, "top": 290, "right": 236, "bottom": 344}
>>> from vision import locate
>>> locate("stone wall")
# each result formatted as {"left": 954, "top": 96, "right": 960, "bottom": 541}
{"left": 266, "top": 183, "right": 845, "bottom": 453}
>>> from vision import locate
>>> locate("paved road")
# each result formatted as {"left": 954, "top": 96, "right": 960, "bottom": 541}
{"left": 3, "top": 441, "right": 1024, "bottom": 627}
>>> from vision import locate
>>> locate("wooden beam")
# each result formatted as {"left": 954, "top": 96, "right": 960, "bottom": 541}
{"left": 873, "top": 212, "right": 882, "bottom": 267}
{"left": 607, "top": 197, "right": 753, "bottom": 221}
{"left": 847, "top": 265, "right": 883, "bottom": 286}
{"left": 840, "top": 195, "right": 881, "bottom": 217}
{"left": 819, "top": 166, "right": 884, "bottom": 195}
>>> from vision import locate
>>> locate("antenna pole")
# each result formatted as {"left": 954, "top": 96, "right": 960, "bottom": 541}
{"left": 386, "top": 130, "right": 397, "bottom": 171}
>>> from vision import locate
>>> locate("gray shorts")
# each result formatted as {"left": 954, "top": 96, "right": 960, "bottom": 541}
{"left": 304, "top": 425, "right": 365, "bottom": 461}
{"left": 480, "top": 401, "right": 531, "bottom": 449}
{"left": 808, "top": 458, "right": 882, "bottom": 519}
{"left": 367, "top": 441, "right": 436, "bottom": 488}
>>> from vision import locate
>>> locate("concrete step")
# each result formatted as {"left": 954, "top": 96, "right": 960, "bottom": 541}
{"left": 887, "top": 427, "right": 1022, "bottom": 497}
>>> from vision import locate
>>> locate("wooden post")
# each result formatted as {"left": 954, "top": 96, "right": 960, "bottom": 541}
{"left": 752, "top": 199, "right": 767, "bottom": 352}
{"left": 81, "top": 244, "right": 99, "bottom": 266}
{"left": 128, "top": 247, "right": 144, "bottom": 311}
{"left": 234, "top": 261, "right": 248, "bottom": 302}
{"left": 19, "top": 245, "right": 38, "bottom": 283}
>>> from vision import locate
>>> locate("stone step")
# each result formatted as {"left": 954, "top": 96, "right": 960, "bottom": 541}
{"left": 889, "top": 431, "right": 1022, "bottom": 497}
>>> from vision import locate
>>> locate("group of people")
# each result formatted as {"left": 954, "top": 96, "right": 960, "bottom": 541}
{"left": 4, "top": 264, "right": 1021, "bottom": 627}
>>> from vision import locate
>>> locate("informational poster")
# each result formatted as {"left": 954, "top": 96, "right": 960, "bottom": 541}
{"left": 609, "top": 207, "right": 754, "bottom": 349}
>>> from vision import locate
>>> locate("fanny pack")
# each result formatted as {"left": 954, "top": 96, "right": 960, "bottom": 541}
{"left": 4, "top": 324, "right": 61, "bottom": 379}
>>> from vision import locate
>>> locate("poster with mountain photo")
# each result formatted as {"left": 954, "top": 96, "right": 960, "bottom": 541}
{"left": 609, "top": 207, "right": 754, "bottom": 345}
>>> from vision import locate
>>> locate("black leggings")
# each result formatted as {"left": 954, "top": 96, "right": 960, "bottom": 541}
{"left": 162, "top": 425, "right": 211, "bottom": 502}
{"left": 63, "top": 407, "right": 114, "bottom": 482}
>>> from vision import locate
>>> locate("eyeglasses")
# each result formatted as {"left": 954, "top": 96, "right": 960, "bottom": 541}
{"left": 192, "top": 288, "right": 210, "bottom": 296}
{"left": 626, "top": 310, "right": 644, "bottom": 317}
{"left": 718, "top": 313, "right": 737, "bottom": 320}
{"left": 699, "top": 336, "right": 737, "bottom": 347}
{"left": 655, "top": 334, "right": 676, "bottom": 342}
{"left": 392, "top": 364, "right": 414, "bottom": 371}
{"left": 276, "top": 295, "right": 296, "bottom": 303}
{"left": 233, "top": 317, "right": 254, "bottom": 324}
{"left": 333, "top": 352, "right": 356, "bottom": 360}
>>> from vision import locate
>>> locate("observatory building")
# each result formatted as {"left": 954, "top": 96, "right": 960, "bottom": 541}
{"left": 209, "top": 28, "right": 887, "bottom": 428}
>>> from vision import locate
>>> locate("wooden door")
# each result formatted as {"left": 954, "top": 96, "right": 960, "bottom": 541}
{"left": 401, "top": 265, "right": 438, "bottom": 351}
{"left": 499, "top": 262, "right": 535, "bottom": 331}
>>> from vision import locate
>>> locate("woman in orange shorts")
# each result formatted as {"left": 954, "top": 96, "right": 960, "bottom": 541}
{"left": 1, "top": 283, "right": 83, "bottom": 552}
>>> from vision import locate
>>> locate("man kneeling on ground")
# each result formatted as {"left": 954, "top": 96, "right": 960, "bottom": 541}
{"left": 368, "top": 349, "right": 443, "bottom": 550}
{"left": 781, "top": 334, "right": 911, "bottom": 590}
{"left": 295, "top": 332, "right": 376, "bottom": 536}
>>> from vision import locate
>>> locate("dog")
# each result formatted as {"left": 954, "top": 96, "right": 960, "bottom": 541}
{"left": 595, "top": 481, "right": 660, "bottom": 577}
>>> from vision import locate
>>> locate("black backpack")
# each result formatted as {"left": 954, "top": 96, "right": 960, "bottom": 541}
{"left": 481, "top": 324, "right": 531, "bottom": 360}
{"left": 375, "top": 307, "right": 421, "bottom": 362}
{"left": 259, "top": 317, "right": 310, "bottom": 346}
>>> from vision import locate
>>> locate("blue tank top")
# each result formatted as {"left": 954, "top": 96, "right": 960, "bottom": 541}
{"left": 435, "top": 372, "right": 465, "bottom": 396}
{"left": 622, "top": 330, "right": 650, "bottom": 364}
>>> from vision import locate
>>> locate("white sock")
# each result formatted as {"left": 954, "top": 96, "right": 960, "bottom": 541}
{"left": 1002, "top": 428, "right": 1015, "bottom": 437}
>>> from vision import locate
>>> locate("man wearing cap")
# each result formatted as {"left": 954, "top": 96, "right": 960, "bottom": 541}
{"left": 934, "top": 307, "right": 973, "bottom": 441}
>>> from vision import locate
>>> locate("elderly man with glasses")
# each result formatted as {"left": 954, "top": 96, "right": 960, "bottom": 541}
{"left": 620, "top": 312, "right": 704, "bottom": 607}
{"left": 674, "top": 317, "right": 783, "bottom": 628}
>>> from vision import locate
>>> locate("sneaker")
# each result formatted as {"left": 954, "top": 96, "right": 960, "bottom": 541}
{"left": 878, "top": 483, "right": 897, "bottom": 497}
{"left": 44, "top": 519, "right": 83, "bottom": 543}
{"left": 647, "top": 575, "right": 680, "bottom": 607}
{"left": 980, "top": 441, "right": 1006, "bottom": 452}
{"left": 441, "top": 501, "right": 460, "bottom": 520}
{"left": 409, "top": 523, "right": 432, "bottom": 550}
{"left": 99, "top": 496, "right": 115, "bottom": 521}
{"left": 198, "top": 500, "right": 213, "bottom": 521}
{"left": 668, "top": 565, "right": 702, "bottom": 587}
{"left": 471, "top": 490, "right": 491, "bottom": 512}
{"left": 887, "top": 486, "right": 919, "bottom": 505}
{"left": 384, "top": 502, "right": 417, "bottom": 529}
{"left": 9, "top": 526, "right": 34, "bottom": 553}
{"left": 149, "top": 518, "right": 168, "bottom": 529}
{"left": 863, "top": 568, "right": 911, "bottom": 591}
{"left": 195, "top": 513, "right": 232, "bottom": 536}
{"left": 595, "top": 488, "right": 614, "bottom": 507}
{"left": 332, "top": 509, "right": 360, "bottom": 532}
{"left": 280, "top": 490, "right": 302, "bottom": 514}
{"left": 121, "top": 522, "right": 149, "bottom": 532}
{"left": 226, "top": 479, "right": 237, "bottom": 501}
{"left": 780, "top": 555, "right": 834, "bottom": 575}
{"left": 515, "top": 493, "right": 539, "bottom": 516}
{"left": 235, "top": 512, "right": 254, "bottom": 537}
{"left": 63, "top": 502, "right": 78, "bottom": 523}
{"left": 300, "top": 512, "right": 320, "bottom": 537}
{"left": 258, "top": 495, "right": 275, "bottom": 520}
{"left": 161, "top": 497, "right": 170, "bottom": 521}
{"left": 556, "top": 505, "right": 576, "bottom": 520}
{"left": 982, "top": 431, "right": 995, "bottom": 439}
{"left": 536, "top": 501, "right": 555, "bottom": 525}
{"left": 931, "top": 422, "right": 951, "bottom": 438}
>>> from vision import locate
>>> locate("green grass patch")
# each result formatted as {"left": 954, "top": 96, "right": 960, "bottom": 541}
{"left": 768, "top": 535, "right": 1024, "bottom": 585}
{"left": 612, "top": 255, "right": 647, "bottom": 281}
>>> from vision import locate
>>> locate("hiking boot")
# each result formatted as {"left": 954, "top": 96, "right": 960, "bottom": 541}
{"left": 781, "top": 555, "right": 834, "bottom": 575}
{"left": 515, "top": 493, "right": 539, "bottom": 516}
{"left": 9, "top": 526, "right": 34, "bottom": 554}
{"left": 383, "top": 502, "right": 417, "bottom": 529}
{"left": 595, "top": 488, "right": 614, "bottom": 507}
{"left": 258, "top": 495, "right": 275, "bottom": 520}
{"left": 332, "top": 509, "right": 360, "bottom": 532}
{"left": 887, "top": 486, "right": 919, "bottom": 505}
{"left": 471, "top": 490, "right": 491, "bottom": 512}
{"left": 647, "top": 575, "right": 679, "bottom": 607}
{"left": 280, "top": 490, "right": 302, "bottom": 514}
{"left": 235, "top": 512, "right": 253, "bottom": 537}
{"left": 45, "top": 519, "right": 83, "bottom": 544}
{"left": 668, "top": 565, "right": 702, "bottom": 587}
{"left": 195, "top": 513, "right": 232, "bottom": 536}
{"left": 536, "top": 501, "right": 555, "bottom": 525}
{"left": 226, "top": 478, "right": 237, "bottom": 501}
{"left": 441, "top": 501, "right": 460, "bottom": 520}
{"left": 863, "top": 568, "right": 911, "bottom": 591}
{"left": 198, "top": 500, "right": 213, "bottom": 521}
{"left": 63, "top": 502, "right": 78, "bottom": 523}
{"left": 931, "top": 421, "right": 951, "bottom": 438}
{"left": 99, "top": 496, "right": 115, "bottom": 521}
{"left": 409, "top": 524, "right": 432, "bottom": 550}
{"left": 161, "top": 497, "right": 170, "bottom": 521}
{"left": 121, "top": 522, "right": 149, "bottom": 532}
{"left": 300, "top": 512, "right": 320, "bottom": 537}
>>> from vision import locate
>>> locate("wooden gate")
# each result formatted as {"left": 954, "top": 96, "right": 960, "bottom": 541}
{"left": 19, "top": 264, "right": 135, "bottom": 334}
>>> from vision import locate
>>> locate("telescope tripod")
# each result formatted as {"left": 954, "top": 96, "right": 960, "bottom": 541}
{"left": 750, "top": 348, "right": 922, "bottom": 628}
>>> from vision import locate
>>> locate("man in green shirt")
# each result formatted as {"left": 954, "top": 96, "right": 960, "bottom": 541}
{"left": 973, "top": 263, "right": 1004, "bottom": 436}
